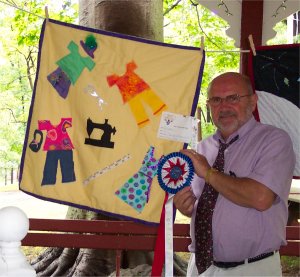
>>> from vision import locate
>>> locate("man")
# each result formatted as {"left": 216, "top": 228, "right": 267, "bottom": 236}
{"left": 174, "top": 72, "right": 295, "bottom": 276}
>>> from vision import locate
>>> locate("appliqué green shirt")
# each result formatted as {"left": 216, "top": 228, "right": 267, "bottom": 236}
{"left": 57, "top": 41, "right": 95, "bottom": 84}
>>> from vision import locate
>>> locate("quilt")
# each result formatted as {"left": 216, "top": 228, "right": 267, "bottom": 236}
{"left": 19, "top": 19, "right": 205, "bottom": 224}
{"left": 248, "top": 43, "right": 299, "bottom": 178}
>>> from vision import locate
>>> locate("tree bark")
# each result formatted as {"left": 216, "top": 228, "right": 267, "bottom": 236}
{"left": 32, "top": 1, "right": 187, "bottom": 275}
{"left": 79, "top": 0, "right": 163, "bottom": 41}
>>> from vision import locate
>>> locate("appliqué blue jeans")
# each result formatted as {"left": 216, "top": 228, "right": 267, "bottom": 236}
{"left": 42, "top": 150, "right": 76, "bottom": 185}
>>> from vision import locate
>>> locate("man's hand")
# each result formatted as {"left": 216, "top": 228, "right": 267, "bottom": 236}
{"left": 173, "top": 186, "right": 197, "bottom": 217}
{"left": 180, "top": 150, "right": 276, "bottom": 211}
{"left": 180, "top": 149, "right": 210, "bottom": 179}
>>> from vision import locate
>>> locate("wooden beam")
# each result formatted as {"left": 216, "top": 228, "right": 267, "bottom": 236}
{"left": 240, "top": 0, "right": 264, "bottom": 75}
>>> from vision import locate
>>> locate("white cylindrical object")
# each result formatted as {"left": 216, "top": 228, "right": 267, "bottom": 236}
{"left": 0, "top": 206, "right": 36, "bottom": 277}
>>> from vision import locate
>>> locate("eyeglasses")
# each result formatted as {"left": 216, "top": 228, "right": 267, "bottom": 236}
{"left": 207, "top": 93, "right": 252, "bottom": 106}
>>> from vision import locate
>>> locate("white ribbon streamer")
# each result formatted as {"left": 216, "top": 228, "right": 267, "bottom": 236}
{"left": 165, "top": 193, "right": 174, "bottom": 276}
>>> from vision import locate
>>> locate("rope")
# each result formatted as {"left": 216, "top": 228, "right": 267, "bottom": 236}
{"left": 0, "top": 0, "right": 45, "bottom": 19}
{"left": 206, "top": 50, "right": 250, "bottom": 53}
{"left": 0, "top": 0, "right": 251, "bottom": 54}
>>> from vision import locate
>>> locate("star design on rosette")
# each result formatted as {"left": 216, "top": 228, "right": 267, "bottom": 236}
{"left": 162, "top": 158, "right": 187, "bottom": 186}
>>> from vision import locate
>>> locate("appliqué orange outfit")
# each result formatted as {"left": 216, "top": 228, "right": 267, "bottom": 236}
{"left": 107, "top": 61, "right": 167, "bottom": 127}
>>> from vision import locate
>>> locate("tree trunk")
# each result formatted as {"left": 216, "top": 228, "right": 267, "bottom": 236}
{"left": 79, "top": 0, "right": 163, "bottom": 40}
{"left": 31, "top": 1, "right": 187, "bottom": 275}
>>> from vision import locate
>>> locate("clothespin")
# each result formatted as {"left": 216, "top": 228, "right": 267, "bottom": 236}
{"left": 248, "top": 34, "right": 256, "bottom": 56}
{"left": 45, "top": 6, "right": 49, "bottom": 23}
{"left": 200, "top": 36, "right": 205, "bottom": 55}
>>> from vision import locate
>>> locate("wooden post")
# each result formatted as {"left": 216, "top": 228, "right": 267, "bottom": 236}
{"left": 115, "top": 249, "right": 122, "bottom": 277}
{"left": 197, "top": 107, "right": 202, "bottom": 142}
{"left": 11, "top": 168, "right": 13, "bottom": 184}
{"left": 240, "top": 0, "right": 264, "bottom": 75}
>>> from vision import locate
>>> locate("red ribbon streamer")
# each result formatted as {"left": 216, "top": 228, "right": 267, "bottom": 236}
{"left": 151, "top": 192, "right": 169, "bottom": 276}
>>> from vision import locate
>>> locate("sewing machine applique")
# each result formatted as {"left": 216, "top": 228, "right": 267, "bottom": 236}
{"left": 85, "top": 118, "right": 116, "bottom": 148}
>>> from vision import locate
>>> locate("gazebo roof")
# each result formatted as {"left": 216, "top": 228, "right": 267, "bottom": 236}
{"left": 197, "top": 0, "right": 299, "bottom": 73}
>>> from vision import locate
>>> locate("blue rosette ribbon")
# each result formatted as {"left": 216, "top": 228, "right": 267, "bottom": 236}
{"left": 157, "top": 152, "right": 194, "bottom": 194}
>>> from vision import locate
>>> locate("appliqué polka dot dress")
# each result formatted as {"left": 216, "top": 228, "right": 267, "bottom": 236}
{"left": 115, "top": 146, "right": 160, "bottom": 213}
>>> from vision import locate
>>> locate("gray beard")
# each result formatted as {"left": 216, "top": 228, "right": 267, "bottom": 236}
{"left": 216, "top": 107, "right": 253, "bottom": 133}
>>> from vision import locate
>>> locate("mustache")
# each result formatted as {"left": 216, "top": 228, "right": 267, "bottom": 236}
{"left": 219, "top": 111, "right": 237, "bottom": 118}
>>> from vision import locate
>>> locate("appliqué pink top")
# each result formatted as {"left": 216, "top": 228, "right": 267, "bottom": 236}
{"left": 38, "top": 118, "right": 74, "bottom": 151}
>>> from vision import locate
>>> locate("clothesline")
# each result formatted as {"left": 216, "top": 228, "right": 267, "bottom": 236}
{"left": 0, "top": 0, "right": 251, "bottom": 54}
{"left": 193, "top": 49, "right": 251, "bottom": 53}
{"left": 0, "top": 0, "right": 44, "bottom": 19}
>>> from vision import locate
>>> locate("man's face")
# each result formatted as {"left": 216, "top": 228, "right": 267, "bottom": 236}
{"left": 208, "top": 75, "right": 257, "bottom": 139}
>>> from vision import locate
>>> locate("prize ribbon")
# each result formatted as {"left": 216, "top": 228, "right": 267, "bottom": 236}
{"left": 157, "top": 152, "right": 194, "bottom": 194}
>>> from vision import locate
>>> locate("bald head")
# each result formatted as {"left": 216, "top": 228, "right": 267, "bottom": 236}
{"left": 208, "top": 72, "right": 254, "bottom": 97}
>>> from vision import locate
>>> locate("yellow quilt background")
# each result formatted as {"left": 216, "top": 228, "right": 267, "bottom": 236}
{"left": 19, "top": 19, "right": 204, "bottom": 224}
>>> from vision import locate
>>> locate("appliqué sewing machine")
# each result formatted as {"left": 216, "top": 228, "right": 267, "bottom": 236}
{"left": 85, "top": 118, "right": 116, "bottom": 148}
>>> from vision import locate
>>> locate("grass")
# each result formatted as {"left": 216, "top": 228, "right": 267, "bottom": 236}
{"left": 281, "top": 256, "right": 300, "bottom": 276}
{"left": 22, "top": 246, "right": 47, "bottom": 263}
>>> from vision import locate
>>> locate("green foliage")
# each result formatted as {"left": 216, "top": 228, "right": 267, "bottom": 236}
{"left": 163, "top": 1, "right": 299, "bottom": 138}
{"left": 202, "top": 122, "right": 216, "bottom": 139}
{"left": 13, "top": 9, "right": 42, "bottom": 46}
{"left": 164, "top": 0, "right": 239, "bottom": 137}
{"left": 267, "top": 20, "right": 300, "bottom": 45}
{"left": 11, "top": 1, "right": 78, "bottom": 47}
{"left": 0, "top": 0, "right": 78, "bottom": 167}
{"left": 0, "top": 0, "right": 297, "bottom": 167}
